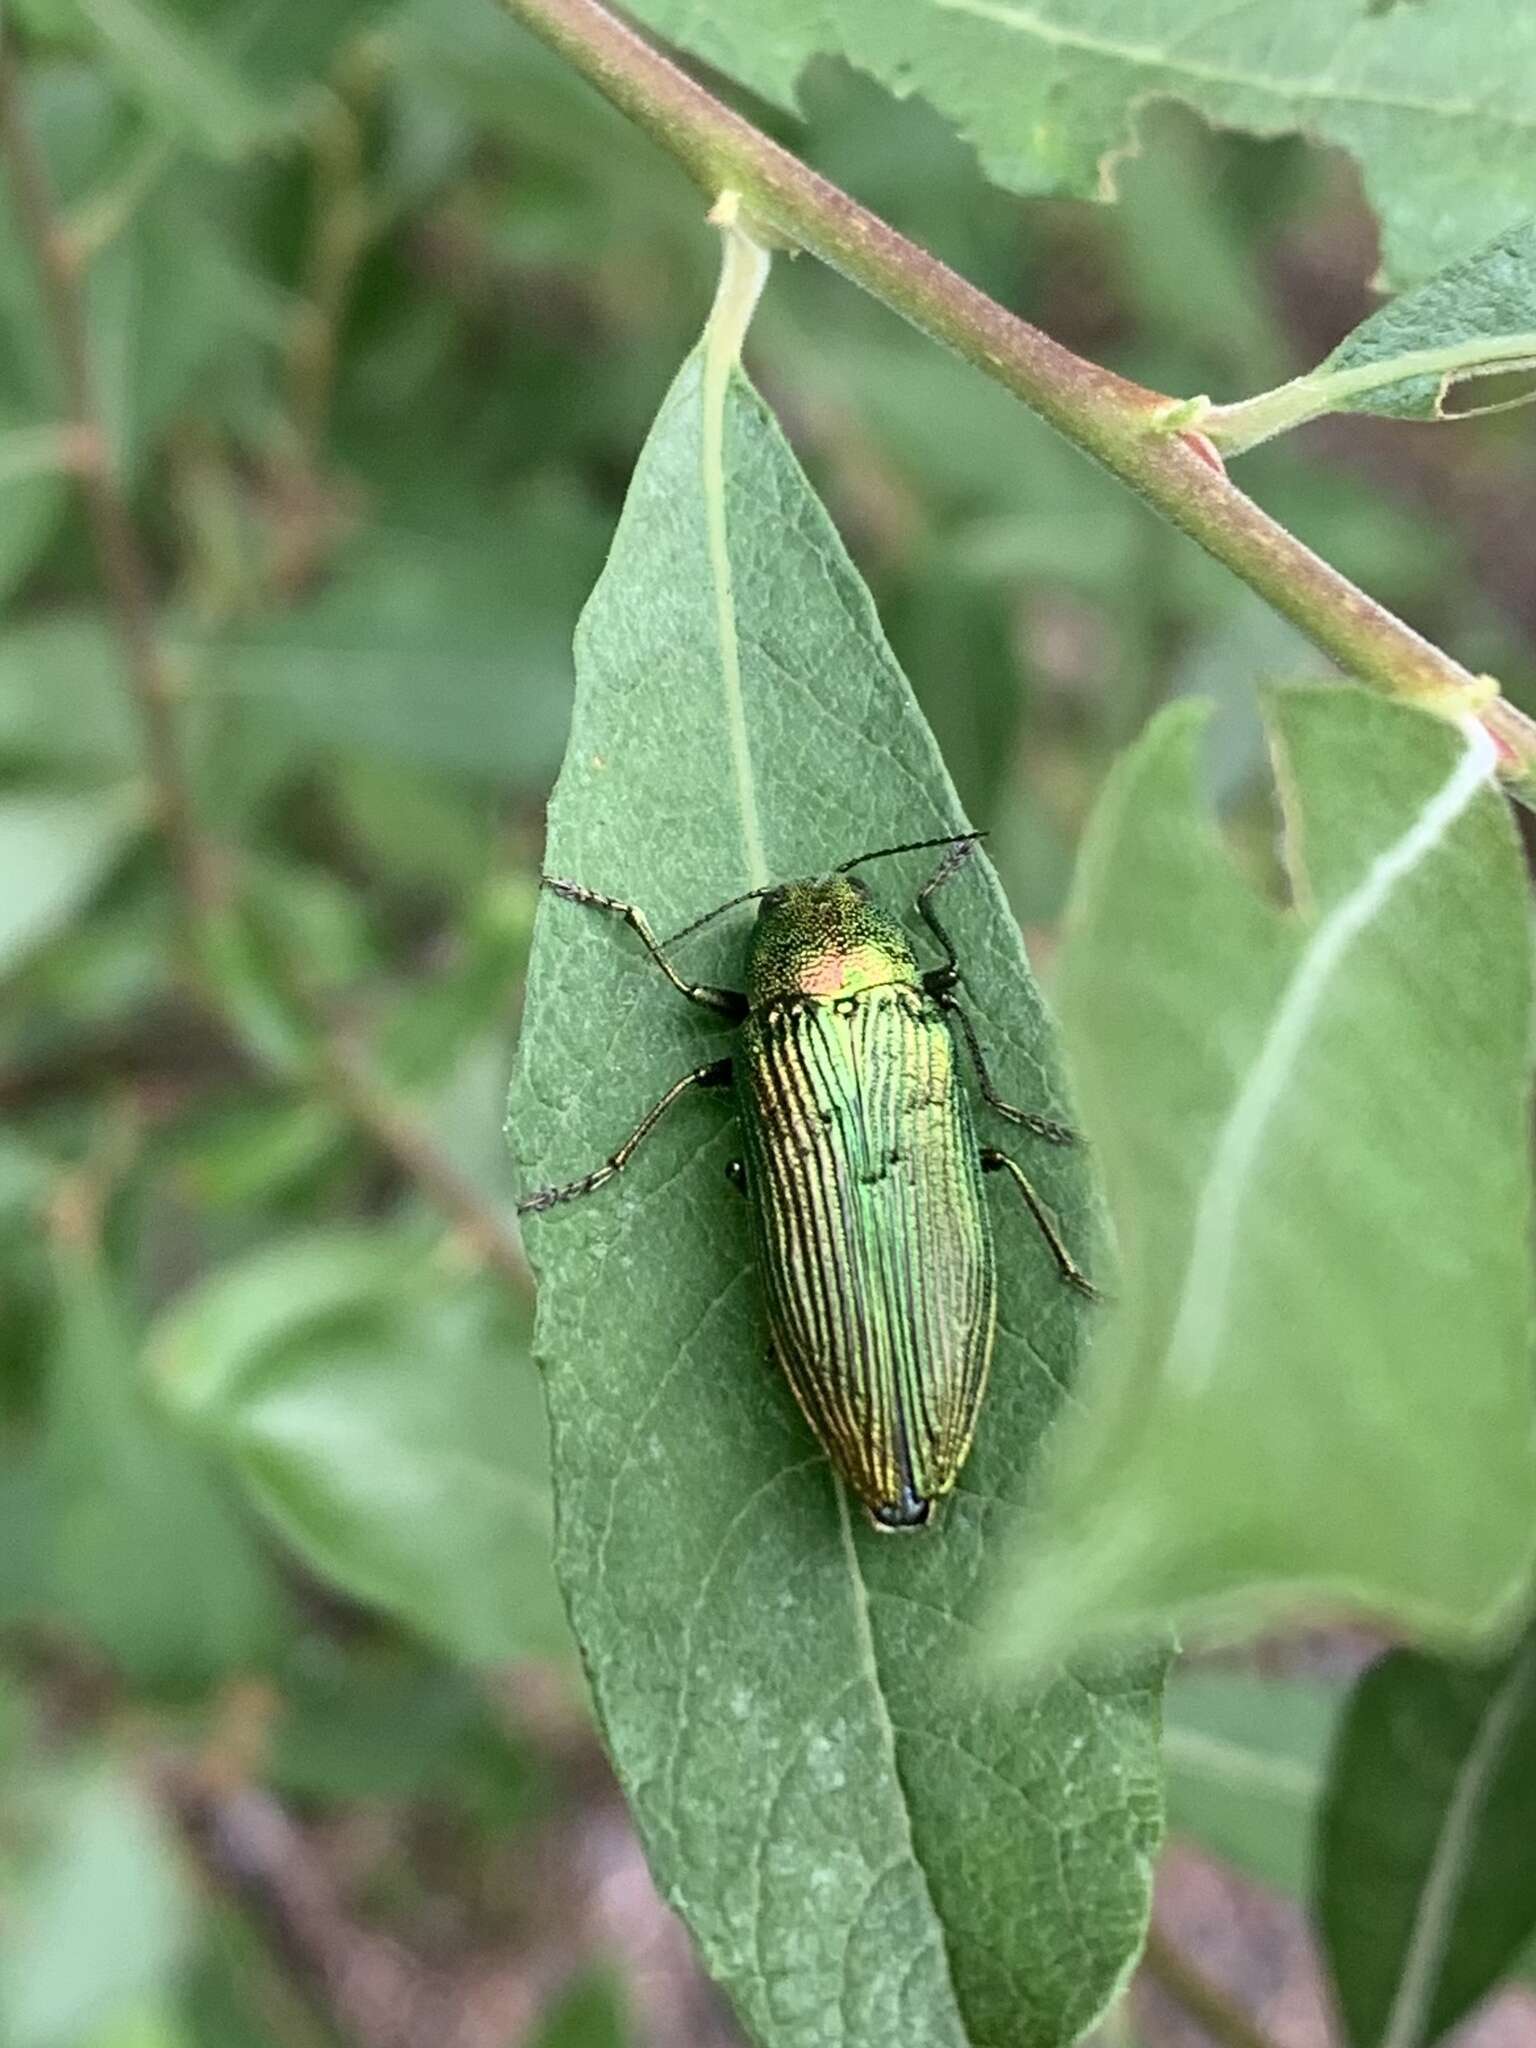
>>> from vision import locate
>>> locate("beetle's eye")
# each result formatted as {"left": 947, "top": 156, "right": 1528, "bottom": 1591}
{"left": 846, "top": 875, "right": 871, "bottom": 899}
{"left": 758, "top": 885, "right": 787, "bottom": 917}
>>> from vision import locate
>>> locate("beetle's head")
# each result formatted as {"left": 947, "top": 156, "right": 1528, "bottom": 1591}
{"left": 746, "top": 872, "right": 917, "bottom": 1006}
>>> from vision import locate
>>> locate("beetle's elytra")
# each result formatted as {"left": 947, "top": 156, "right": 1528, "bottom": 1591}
{"left": 518, "top": 836, "right": 1093, "bottom": 1532}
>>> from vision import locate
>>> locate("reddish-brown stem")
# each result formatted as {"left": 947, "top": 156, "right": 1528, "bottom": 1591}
{"left": 498, "top": 0, "right": 1536, "bottom": 803}
{"left": 0, "top": 32, "right": 532, "bottom": 1300}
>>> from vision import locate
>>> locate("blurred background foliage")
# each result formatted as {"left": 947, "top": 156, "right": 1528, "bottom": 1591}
{"left": 3, "top": 2, "right": 1536, "bottom": 2045}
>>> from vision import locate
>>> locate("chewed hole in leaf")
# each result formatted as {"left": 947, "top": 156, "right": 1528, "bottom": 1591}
{"left": 1438, "top": 362, "right": 1536, "bottom": 419}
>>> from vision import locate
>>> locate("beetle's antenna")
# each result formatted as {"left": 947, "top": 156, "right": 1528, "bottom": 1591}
{"left": 837, "top": 831, "right": 985, "bottom": 874}
{"left": 664, "top": 834, "right": 986, "bottom": 947}
{"left": 664, "top": 882, "right": 781, "bottom": 947}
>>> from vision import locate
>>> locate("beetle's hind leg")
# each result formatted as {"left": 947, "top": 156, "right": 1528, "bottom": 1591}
{"left": 542, "top": 878, "right": 747, "bottom": 1020}
{"left": 981, "top": 1147, "right": 1096, "bottom": 1297}
{"left": 519, "top": 1057, "right": 734, "bottom": 1215}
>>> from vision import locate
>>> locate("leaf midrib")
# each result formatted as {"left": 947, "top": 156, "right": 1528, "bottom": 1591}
{"left": 701, "top": 325, "right": 973, "bottom": 2039}
{"left": 934, "top": 0, "right": 1536, "bottom": 128}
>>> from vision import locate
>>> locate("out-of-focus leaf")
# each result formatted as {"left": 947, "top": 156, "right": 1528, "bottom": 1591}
{"left": 992, "top": 690, "right": 1536, "bottom": 1669}
{"left": 0, "top": 71, "right": 117, "bottom": 415}
{"left": 86, "top": 172, "right": 281, "bottom": 478}
{"left": 532, "top": 1973, "right": 630, "bottom": 2048}
{"left": 1170, "top": 593, "right": 1333, "bottom": 805}
{"left": 203, "top": 481, "right": 609, "bottom": 784}
{"left": 0, "top": 786, "right": 143, "bottom": 977}
{"left": 0, "top": 1754, "right": 195, "bottom": 2048}
{"left": 0, "top": 617, "right": 139, "bottom": 776}
{"left": 617, "top": 0, "right": 1536, "bottom": 283}
{"left": 0, "top": 420, "right": 69, "bottom": 606}
{"left": 46, "top": 1210, "right": 289, "bottom": 1684}
{"left": 57, "top": 0, "right": 390, "bottom": 153}
{"left": 271, "top": 1639, "right": 538, "bottom": 1818}
{"left": 152, "top": 1232, "right": 567, "bottom": 1663}
{"left": 1318, "top": 1634, "right": 1536, "bottom": 2048}
{"left": 510, "top": 330, "right": 1162, "bottom": 2045}
{"left": 1164, "top": 1670, "right": 1340, "bottom": 1897}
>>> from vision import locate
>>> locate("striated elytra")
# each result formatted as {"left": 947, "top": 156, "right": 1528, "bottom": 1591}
{"left": 518, "top": 835, "right": 1093, "bottom": 1531}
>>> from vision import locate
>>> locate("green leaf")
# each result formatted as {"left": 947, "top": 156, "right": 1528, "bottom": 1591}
{"left": 270, "top": 1639, "right": 538, "bottom": 1820}
{"left": 1318, "top": 1635, "right": 1536, "bottom": 2048}
{"left": 64, "top": 0, "right": 270, "bottom": 157}
{"left": 508, "top": 342, "right": 1163, "bottom": 2046}
{"left": 152, "top": 1231, "right": 567, "bottom": 1664}
{"left": 60, "top": 0, "right": 389, "bottom": 154}
{"left": 1322, "top": 215, "right": 1536, "bottom": 416}
{"left": 530, "top": 1973, "right": 630, "bottom": 2048}
{"left": 86, "top": 171, "right": 281, "bottom": 478}
{"left": 46, "top": 1213, "right": 288, "bottom": 1685}
{"left": 0, "top": 1755, "right": 195, "bottom": 2048}
{"left": 0, "top": 617, "right": 139, "bottom": 776}
{"left": 206, "top": 481, "right": 608, "bottom": 786}
{"left": 991, "top": 689, "right": 1536, "bottom": 1669}
{"left": 617, "top": 0, "right": 1536, "bottom": 284}
{"left": 0, "top": 786, "right": 143, "bottom": 979}
{"left": 0, "top": 419, "right": 70, "bottom": 606}
{"left": 1209, "top": 217, "right": 1536, "bottom": 454}
{"left": 1164, "top": 1670, "right": 1339, "bottom": 1897}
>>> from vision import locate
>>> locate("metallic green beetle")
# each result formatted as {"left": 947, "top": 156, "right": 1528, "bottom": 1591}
{"left": 518, "top": 836, "right": 1093, "bottom": 1531}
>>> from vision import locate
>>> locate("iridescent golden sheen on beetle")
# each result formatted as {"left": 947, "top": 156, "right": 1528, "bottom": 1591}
{"left": 738, "top": 877, "right": 993, "bottom": 1528}
{"left": 517, "top": 839, "right": 1093, "bottom": 1532}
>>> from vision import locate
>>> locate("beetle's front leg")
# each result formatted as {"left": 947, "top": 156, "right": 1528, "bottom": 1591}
{"left": 519, "top": 1058, "right": 734, "bottom": 1215}
{"left": 911, "top": 834, "right": 980, "bottom": 994}
{"left": 543, "top": 877, "right": 748, "bottom": 1020}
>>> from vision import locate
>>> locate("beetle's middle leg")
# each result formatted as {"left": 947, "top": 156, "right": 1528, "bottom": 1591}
{"left": 519, "top": 1058, "right": 734, "bottom": 1214}
{"left": 936, "top": 993, "right": 1078, "bottom": 1148}
{"left": 980, "top": 1148, "right": 1096, "bottom": 1297}
{"left": 543, "top": 878, "right": 748, "bottom": 1020}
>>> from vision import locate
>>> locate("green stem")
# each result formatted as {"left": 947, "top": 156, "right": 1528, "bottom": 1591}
{"left": 497, "top": 0, "right": 1536, "bottom": 808}
{"left": 1204, "top": 332, "right": 1536, "bottom": 456}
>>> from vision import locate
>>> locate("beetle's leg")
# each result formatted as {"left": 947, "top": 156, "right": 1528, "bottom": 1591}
{"left": 519, "top": 1058, "right": 734, "bottom": 1215}
{"left": 937, "top": 992, "right": 1078, "bottom": 1147}
{"left": 543, "top": 878, "right": 748, "bottom": 1020}
{"left": 980, "top": 1148, "right": 1096, "bottom": 1297}
{"left": 912, "top": 835, "right": 981, "bottom": 995}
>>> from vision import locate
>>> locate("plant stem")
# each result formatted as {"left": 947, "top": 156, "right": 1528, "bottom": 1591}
{"left": 0, "top": 34, "right": 532, "bottom": 1301}
{"left": 497, "top": 0, "right": 1536, "bottom": 805}
{"left": 0, "top": 37, "right": 225, "bottom": 930}
{"left": 1140, "top": 1925, "right": 1289, "bottom": 2048}
{"left": 1204, "top": 334, "right": 1536, "bottom": 457}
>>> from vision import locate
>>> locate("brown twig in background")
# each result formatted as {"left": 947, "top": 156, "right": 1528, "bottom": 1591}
{"left": 0, "top": 29, "right": 533, "bottom": 1303}
{"left": 1141, "top": 1923, "right": 1293, "bottom": 2048}
{"left": 163, "top": 1765, "right": 561, "bottom": 2048}
{"left": 496, "top": 0, "right": 1536, "bottom": 806}
{"left": 315, "top": 1024, "right": 533, "bottom": 1295}
{"left": 0, "top": 31, "right": 225, "bottom": 929}
{"left": 286, "top": 52, "right": 378, "bottom": 474}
